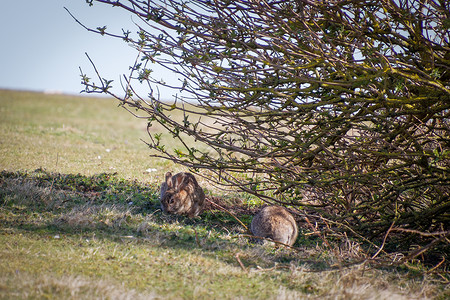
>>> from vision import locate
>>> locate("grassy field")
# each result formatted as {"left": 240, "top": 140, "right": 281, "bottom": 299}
{"left": 0, "top": 89, "right": 175, "bottom": 181}
{"left": 0, "top": 89, "right": 448, "bottom": 299}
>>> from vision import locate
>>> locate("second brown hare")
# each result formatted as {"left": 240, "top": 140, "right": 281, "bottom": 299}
{"left": 159, "top": 172, "right": 206, "bottom": 218}
{"left": 251, "top": 205, "right": 298, "bottom": 246}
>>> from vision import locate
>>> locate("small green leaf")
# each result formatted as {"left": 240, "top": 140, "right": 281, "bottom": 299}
{"left": 97, "top": 26, "right": 107, "bottom": 35}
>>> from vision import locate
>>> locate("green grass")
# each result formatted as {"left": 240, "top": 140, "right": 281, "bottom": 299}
{"left": 0, "top": 90, "right": 448, "bottom": 299}
{"left": 0, "top": 89, "right": 179, "bottom": 182}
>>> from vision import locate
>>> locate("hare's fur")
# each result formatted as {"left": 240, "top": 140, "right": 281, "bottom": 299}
{"left": 251, "top": 206, "right": 298, "bottom": 246}
{"left": 159, "top": 172, "right": 206, "bottom": 218}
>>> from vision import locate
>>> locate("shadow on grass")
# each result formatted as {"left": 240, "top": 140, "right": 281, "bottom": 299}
{"left": 0, "top": 168, "right": 335, "bottom": 272}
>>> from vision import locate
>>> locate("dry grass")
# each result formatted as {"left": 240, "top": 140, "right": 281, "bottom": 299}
{"left": 0, "top": 272, "right": 156, "bottom": 300}
{"left": 1, "top": 171, "right": 448, "bottom": 299}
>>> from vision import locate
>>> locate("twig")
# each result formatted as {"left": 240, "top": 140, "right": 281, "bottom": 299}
{"left": 436, "top": 273, "right": 450, "bottom": 283}
{"left": 240, "top": 234, "right": 303, "bottom": 252}
{"left": 304, "top": 215, "right": 332, "bottom": 249}
{"left": 426, "top": 256, "right": 445, "bottom": 274}
{"left": 304, "top": 215, "right": 344, "bottom": 270}
{"left": 64, "top": 7, "right": 126, "bottom": 40}
{"left": 205, "top": 198, "right": 249, "bottom": 231}
{"left": 398, "top": 232, "right": 450, "bottom": 264}
{"left": 305, "top": 216, "right": 334, "bottom": 250}
{"left": 390, "top": 228, "right": 450, "bottom": 237}
{"left": 235, "top": 253, "right": 247, "bottom": 272}
{"left": 193, "top": 228, "right": 201, "bottom": 248}
{"left": 84, "top": 52, "right": 106, "bottom": 91}
{"left": 299, "top": 213, "right": 395, "bottom": 260}
{"left": 372, "top": 220, "right": 395, "bottom": 259}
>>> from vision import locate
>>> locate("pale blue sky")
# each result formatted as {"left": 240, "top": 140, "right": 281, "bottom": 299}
{"left": 0, "top": 0, "right": 173, "bottom": 99}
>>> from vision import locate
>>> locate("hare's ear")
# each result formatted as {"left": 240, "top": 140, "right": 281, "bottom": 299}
{"left": 165, "top": 172, "right": 173, "bottom": 188}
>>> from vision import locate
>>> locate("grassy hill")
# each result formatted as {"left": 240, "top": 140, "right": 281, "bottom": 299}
{"left": 0, "top": 90, "right": 448, "bottom": 299}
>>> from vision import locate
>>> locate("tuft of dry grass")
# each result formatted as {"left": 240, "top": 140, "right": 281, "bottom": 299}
{"left": 0, "top": 272, "right": 157, "bottom": 300}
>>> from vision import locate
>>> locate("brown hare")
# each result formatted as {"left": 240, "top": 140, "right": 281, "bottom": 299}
{"left": 159, "top": 172, "right": 206, "bottom": 218}
{"left": 250, "top": 205, "right": 298, "bottom": 246}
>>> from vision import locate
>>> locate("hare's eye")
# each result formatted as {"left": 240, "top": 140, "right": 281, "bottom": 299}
{"left": 169, "top": 198, "right": 175, "bottom": 205}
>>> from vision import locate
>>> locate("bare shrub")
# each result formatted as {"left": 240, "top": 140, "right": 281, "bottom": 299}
{"left": 75, "top": 0, "right": 450, "bottom": 265}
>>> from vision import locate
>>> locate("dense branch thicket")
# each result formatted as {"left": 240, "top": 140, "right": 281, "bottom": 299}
{"left": 79, "top": 0, "right": 450, "bottom": 260}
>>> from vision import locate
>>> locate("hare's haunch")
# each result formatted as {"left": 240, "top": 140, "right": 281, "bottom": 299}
{"left": 251, "top": 206, "right": 298, "bottom": 246}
